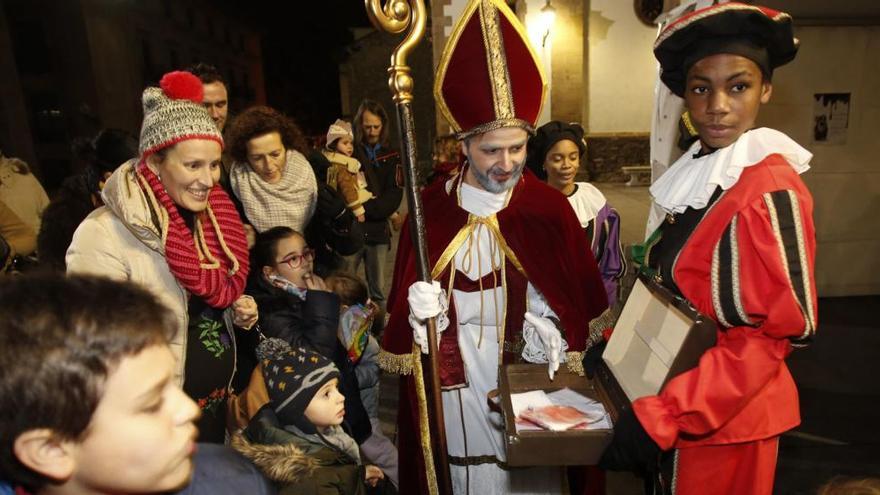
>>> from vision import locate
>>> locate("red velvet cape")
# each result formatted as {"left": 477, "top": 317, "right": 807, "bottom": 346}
{"left": 384, "top": 168, "right": 607, "bottom": 357}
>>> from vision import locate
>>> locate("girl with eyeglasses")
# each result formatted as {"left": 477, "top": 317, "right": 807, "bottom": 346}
{"left": 244, "top": 226, "right": 373, "bottom": 446}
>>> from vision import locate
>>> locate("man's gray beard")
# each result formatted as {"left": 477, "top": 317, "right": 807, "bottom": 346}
{"left": 469, "top": 160, "right": 524, "bottom": 194}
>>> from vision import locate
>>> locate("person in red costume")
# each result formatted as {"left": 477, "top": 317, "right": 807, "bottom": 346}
{"left": 378, "top": 0, "right": 609, "bottom": 493}
{"left": 599, "top": 4, "right": 817, "bottom": 495}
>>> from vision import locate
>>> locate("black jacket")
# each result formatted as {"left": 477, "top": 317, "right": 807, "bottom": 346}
{"left": 354, "top": 143, "right": 402, "bottom": 245}
{"left": 246, "top": 275, "right": 372, "bottom": 444}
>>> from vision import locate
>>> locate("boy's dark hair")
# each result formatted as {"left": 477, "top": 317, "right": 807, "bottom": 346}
{"left": 186, "top": 62, "right": 227, "bottom": 88}
{"left": 353, "top": 99, "right": 390, "bottom": 147}
{"left": 251, "top": 226, "right": 303, "bottom": 271}
{"left": 325, "top": 272, "right": 369, "bottom": 306}
{"left": 0, "top": 274, "right": 176, "bottom": 489}
{"left": 225, "top": 106, "right": 309, "bottom": 163}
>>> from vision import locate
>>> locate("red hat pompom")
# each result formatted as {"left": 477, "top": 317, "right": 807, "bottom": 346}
{"left": 159, "top": 71, "right": 204, "bottom": 103}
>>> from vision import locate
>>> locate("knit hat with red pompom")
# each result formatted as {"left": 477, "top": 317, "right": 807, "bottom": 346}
{"left": 138, "top": 71, "right": 224, "bottom": 157}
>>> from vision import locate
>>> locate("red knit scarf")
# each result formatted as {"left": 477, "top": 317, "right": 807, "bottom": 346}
{"left": 137, "top": 161, "right": 249, "bottom": 308}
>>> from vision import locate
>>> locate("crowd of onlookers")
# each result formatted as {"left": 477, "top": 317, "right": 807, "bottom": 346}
{"left": 1, "top": 64, "right": 405, "bottom": 495}
{"left": 0, "top": 61, "right": 629, "bottom": 495}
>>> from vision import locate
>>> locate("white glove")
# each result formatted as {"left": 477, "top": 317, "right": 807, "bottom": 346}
{"left": 523, "top": 312, "right": 566, "bottom": 380}
{"left": 407, "top": 281, "right": 449, "bottom": 354}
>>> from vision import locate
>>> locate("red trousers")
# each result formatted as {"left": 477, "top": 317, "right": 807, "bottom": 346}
{"left": 671, "top": 437, "right": 778, "bottom": 495}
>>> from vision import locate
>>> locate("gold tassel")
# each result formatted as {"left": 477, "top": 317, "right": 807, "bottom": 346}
{"left": 377, "top": 348, "right": 416, "bottom": 375}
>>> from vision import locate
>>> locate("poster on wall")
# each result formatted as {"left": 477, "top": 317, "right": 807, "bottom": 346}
{"left": 812, "top": 93, "right": 850, "bottom": 145}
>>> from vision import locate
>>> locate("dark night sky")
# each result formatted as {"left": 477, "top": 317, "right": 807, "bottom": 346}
{"left": 216, "top": 0, "right": 374, "bottom": 134}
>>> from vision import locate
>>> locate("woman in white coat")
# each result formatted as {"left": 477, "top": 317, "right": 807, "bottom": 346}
{"left": 67, "top": 71, "right": 258, "bottom": 443}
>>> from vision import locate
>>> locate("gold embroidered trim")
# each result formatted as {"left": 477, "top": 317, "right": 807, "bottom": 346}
{"left": 433, "top": 0, "right": 547, "bottom": 134}
{"left": 764, "top": 192, "right": 813, "bottom": 342}
{"left": 455, "top": 118, "right": 536, "bottom": 140}
{"left": 655, "top": 4, "right": 792, "bottom": 49}
{"left": 729, "top": 215, "right": 754, "bottom": 326}
{"left": 492, "top": 0, "right": 548, "bottom": 127}
{"left": 710, "top": 232, "right": 733, "bottom": 328}
{"left": 586, "top": 307, "right": 617, "bottom": 349}
{"left": 432, "top": 218, "right": 476, "bottom": 280}
{"left": 431, "top": 214, "right": 526, "bottom": 281}
{"left": 787, "top": 190, "right": 816, "bottom": 336}
{"left": 412, "top": 345, "right": 439, "bottom": 495}
{"left": 433, "top": 0, "right": 480, "bottom": 133}
{"left": 377, "top": 348, "right": 416, "bottom": 375}
{"left": 479, "top": 0, "right": 515, "bottom": 121}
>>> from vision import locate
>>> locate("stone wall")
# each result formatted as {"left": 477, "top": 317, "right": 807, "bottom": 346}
{"left": 582, "top": 132, "right": 650, "bottom": 182}
{"left": 339, "top": 29, "right": 437, "bottom": 176}
{"left": 549, "top": 0, "right": 585, "bottom": 125}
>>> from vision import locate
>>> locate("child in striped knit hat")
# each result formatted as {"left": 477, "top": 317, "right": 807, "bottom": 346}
{"left": 232, "top": 338, "right": 395, "bottom": 495}
{"left": 326, "top": 272, "right": 399, "bottom": 488}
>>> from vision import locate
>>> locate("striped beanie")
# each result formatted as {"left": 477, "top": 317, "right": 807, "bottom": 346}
{"left": 139, "top": 71, "right": 224, "bottom": 157}
{"left": 256, "top": 338, "right": 340, "bottom": 431}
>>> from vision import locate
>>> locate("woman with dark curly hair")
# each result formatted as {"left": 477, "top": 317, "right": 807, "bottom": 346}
{"left": 225, "top": 106, "right": 317, "bottom": 234}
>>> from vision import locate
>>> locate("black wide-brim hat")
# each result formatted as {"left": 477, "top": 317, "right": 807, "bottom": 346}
{"left": 654, "top": 2, "right": 799, "bottom": 97}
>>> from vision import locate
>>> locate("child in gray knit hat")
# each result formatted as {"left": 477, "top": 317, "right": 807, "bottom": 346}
{"left": 232, "top": 338, "right": 396, "bottom": 495}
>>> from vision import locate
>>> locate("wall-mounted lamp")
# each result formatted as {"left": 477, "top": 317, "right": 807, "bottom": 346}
{"left": 541, "top": 0, "right": 557, "bottom": 47}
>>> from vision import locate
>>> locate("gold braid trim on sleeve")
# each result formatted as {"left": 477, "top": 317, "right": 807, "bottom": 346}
{"left": 378, "top": 348, "right": 417, "bottom": 376}
{"left": 586, "top": 307, "right": 619, "bottom": 350}
{"left": 565, "top": 307, "right": 620, "bottom": 376}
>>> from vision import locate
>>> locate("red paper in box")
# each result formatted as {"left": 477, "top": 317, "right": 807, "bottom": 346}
{"left": 518, "top": 405, "right": 605, "bottom": 431}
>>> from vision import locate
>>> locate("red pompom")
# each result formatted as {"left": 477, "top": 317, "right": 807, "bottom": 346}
{"left": 159, "top": 71, "right": 204, "bottom": 103}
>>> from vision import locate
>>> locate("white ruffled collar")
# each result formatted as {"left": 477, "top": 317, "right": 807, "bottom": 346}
{"left": 566, "top": 182, "right": 607, "bottom": 227}
{"left": 650, "top": 128, "right": 812, "bottom": 215}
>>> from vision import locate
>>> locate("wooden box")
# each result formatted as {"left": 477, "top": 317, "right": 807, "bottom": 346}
{"left": 497, "top": 364, "right": 614, "bottom": 466}
{"left": 497, "top": 275, "right": 717, "bottom": 467}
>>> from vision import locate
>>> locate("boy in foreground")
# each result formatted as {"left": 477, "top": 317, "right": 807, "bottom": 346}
{"left": 0, "top": 274, "right": 272, "bottom": 494}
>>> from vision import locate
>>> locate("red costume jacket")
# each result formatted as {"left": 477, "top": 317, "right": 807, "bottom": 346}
{"left": 634, "top": 154, "right": 817, "bottom": 450}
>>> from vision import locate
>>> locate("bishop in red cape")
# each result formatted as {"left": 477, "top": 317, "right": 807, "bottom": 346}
{"left": 379, "top": 1, "right": 608, "bottom": 493}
